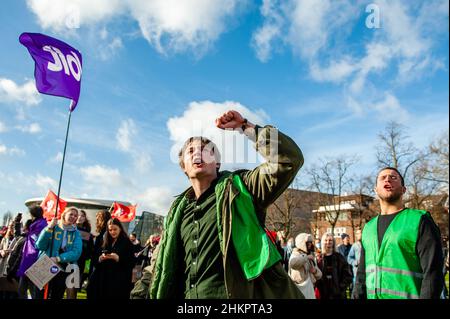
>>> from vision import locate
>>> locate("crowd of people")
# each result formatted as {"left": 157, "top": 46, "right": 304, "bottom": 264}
{"left": 0, "top": 206, "right": 160, "bottom": 299}
{"left": 0, "top": 110, "right": 448, "bottom": 300}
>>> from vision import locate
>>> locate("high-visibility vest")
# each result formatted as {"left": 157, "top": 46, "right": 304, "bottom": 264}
{"left": 215, "top": 172, "right": 282, "bottom": 280}
{"left": 362, "top": 208, "right": 427, "bottom": 299}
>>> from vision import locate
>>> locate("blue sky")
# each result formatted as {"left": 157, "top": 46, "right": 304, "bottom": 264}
{"left": 0, "top": 0, "right": 448, "bottom": 220}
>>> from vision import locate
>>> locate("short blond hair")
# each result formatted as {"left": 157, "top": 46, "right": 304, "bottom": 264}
{"left": 321, "top": 232, "right": 335, "bottom": 254}
{"left": 61, "top": 206, "right": 79, "bottom": 221}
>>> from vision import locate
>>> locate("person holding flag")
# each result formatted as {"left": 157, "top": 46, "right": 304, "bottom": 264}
{"left": 35, "top": 207, "right": 82, "bottom": 299}
{"left": 16, "top": 206, "right": 47, "bottom": 299}
{"left": 20, "top": 32, "right": 83, "bottom": 300}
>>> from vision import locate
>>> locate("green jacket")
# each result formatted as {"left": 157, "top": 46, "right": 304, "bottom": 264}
{"left": 362, "top": 209, "right": 427, "bottom": 299}
{"left": 150, "top": 125, "right": 304, "bottom": 299}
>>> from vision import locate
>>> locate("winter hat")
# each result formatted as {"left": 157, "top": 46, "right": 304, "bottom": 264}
{"left": 295, "top": 233, "right": 313, "bottom": 252}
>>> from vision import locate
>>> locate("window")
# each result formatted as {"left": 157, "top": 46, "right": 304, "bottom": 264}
{"left": 325, "top": 212, "right": 348, "bottom": 222}
{"left": 326, "top": 227, "right": 347, "bottom": 238}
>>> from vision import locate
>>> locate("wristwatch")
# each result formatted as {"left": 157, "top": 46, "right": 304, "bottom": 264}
{"left": 241, "top": 118, "right": 248, "bottom": 131}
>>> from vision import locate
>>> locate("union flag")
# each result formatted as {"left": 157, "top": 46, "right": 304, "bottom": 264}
{"left": 40, "top": 190, "right": 67, "bottom": 221}
{"left": 111, "top": 202, "right": 136, "bottom": 222}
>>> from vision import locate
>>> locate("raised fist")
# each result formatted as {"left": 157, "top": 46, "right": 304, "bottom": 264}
{"left": 215, "top": 110, "right": 245, "bottom": 130}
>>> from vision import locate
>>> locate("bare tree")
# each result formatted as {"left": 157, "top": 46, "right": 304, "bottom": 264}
{"left": 305, "top": 155, "right": 358, "bottom": 237}
{"left": 376, "top": 121, "right": 426, "bottom": 181}
{"left": 423, "top": 130, "right": 449, "bottom": 192}
{"left": 2, "top": 211, "right": 13, "bottom": 226}
{"left": 407, "top": 161, "right": 443, "bottom": 209}
{"left": 266, "top": 177, "right": 301, "bottom": 238}
{"left": 375, "top": 123, "right": 448, "bottom": 237}
{"left": 348, "top": 175, "right": 378, "bottom": 237}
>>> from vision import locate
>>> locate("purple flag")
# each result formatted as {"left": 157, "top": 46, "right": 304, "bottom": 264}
{"left": 19, "top": 32, "right": 82, "bottom": 112}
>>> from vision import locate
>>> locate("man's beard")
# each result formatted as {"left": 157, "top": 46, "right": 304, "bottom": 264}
{"left": 379, "top": 189, "right": 403, "bottom": 203}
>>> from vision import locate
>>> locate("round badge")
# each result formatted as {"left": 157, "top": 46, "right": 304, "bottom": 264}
{"left": 50, "top": 266, "right": 59, "bottom": 274}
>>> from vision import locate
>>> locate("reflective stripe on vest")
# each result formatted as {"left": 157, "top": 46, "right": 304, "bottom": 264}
{"left": 366, "top": 266, "right": 424, "bottom": 279}
{"left": 367, "top": 289, "right": 419, "bottom": 299}
{"left": 362, "top": 208, "right": 427, "bottom": 299}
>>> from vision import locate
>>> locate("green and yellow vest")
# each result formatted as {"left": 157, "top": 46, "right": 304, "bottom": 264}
{"left": 216, "top": 173, "right": 281, "bottom": 280}
{"left": 150, "top": 172, "right": 281, "bottom": 298}
{"left": 362, "top": 208, "right": 427, "bottom": 299}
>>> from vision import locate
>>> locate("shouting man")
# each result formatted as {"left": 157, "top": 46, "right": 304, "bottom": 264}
{"left": 354, "top": 167, "right": 444, "bottom": 299}
{"left": 149, "top": 110, "right": 304, "bottom": 299}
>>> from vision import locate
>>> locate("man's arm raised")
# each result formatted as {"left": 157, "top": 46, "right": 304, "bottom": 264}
{"left": 215, "top": 110, "right": 304, "bottom": 212}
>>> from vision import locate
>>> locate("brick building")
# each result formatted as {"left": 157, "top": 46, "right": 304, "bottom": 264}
{"left": 266, "top": 189, "right": 333, "bottom": 240}
{"left": 267, "top": 188, "right": 449, "bottom": 246}
{"left": 312, "top": 194, "right": 377, "bottom": 245}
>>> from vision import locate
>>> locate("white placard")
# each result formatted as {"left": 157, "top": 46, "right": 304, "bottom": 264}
{"left": 25, "top": 254, "right": 61, "bottom": 290}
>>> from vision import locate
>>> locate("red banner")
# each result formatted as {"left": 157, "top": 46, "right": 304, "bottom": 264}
{"left": 111, "top": 202, "right": 136, "bottom": 222}
{"left": 40, "top": 190, "right": 67, "bottom": 221}
{"left": 265, "top": 229, "right": 278, "bottom": 245}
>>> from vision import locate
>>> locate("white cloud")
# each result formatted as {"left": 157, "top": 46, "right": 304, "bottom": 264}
{"left": 266, "top": 0, "right": 358, "bottom": 61}
{"left": 51, "top": 152, "right": 64, "bottom": 163}
{"left": 26, "top": 0, "right": 244, "bottom": 56}
{"left": 134, "top": 186, "right": 174, "bottom": 215}
{"left": 35, "top": 174, "right": 57, "bottom": 191}
{"left": 133, "top": 153, "right": 152, "bottom": 173}
{"left": 251, "top": 0, "right": 284, "bottom": 62}
{"left": 371, "top": 92, "right": 409, "bottom": 123}
{"left": 286, "top": 0, "right": 332, "bottom": 59}
{"left": 310, "top": 58, "right": 358, "bottom": 83}
{"left": 80, "top": 165, "right": 123, "bottom": 187}
{"left": 129, "top": 0, "right": 242, "bottom": 55}
{"left": 97, "top": 29, "right": 123, "bottom": 61}
{"left": 16, "top": 122, "right": 42, "bottom": 134}
{"left": 26, "top": 0, "right": 125, "bottom": 32}
{"left": 116, "top": 118, "right": 152, "bottom": 172}
{"left": 348, "top": 42, "right": 393, "bottom": 94}
{"left": 0, "top": 78, "right": 41, "bottom": 106}
{"left": 116, "top": 119, "right": 137, "bottom": 152}
{"left": 343, "top": 91, "right": 410, "bottom": 125}
{"left": 252, "top": 0, "right": 447, "bottom": 120}
{"left": 78, "top": 164, "right": 141, "bottom": 199}
{"left": 0, "top": 144, "right": 25, "bottom": 156}
{"left": 167, "top": 100, "right": 269, "bottom": 167}
{"left": 50, "top": 151, "right": 86, "bottom": 164}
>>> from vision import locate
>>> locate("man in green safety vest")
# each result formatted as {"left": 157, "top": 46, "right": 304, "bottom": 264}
{"left": 145, "top": 109, "right": 305, "bottom": 299}
{"left": 354, "top": 167, "right": 444, "bottom": 299}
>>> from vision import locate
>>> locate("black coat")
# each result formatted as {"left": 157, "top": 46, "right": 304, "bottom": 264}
{"left": 77, "top": 227, "right": 94, "bottom": 275}
{"left": 316, "top": 252, "right": 353, "bottom": 299}
{"left": 89, "top": 229, "right": 106, "bottom": 275}
{"left": 87, "top": 236, "right": 135, "bottom": 299}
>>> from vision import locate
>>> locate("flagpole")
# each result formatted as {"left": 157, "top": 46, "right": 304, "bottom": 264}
{"left": 45, "top": 108, "right": 73, "bottom": 299}
{"left": 53, "top": 109, "right": 72, "bottom": 223}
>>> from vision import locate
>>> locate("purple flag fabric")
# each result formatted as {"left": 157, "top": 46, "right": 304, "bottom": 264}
{"left": 19, "top": 32, "right": 82, "bottom": 112}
